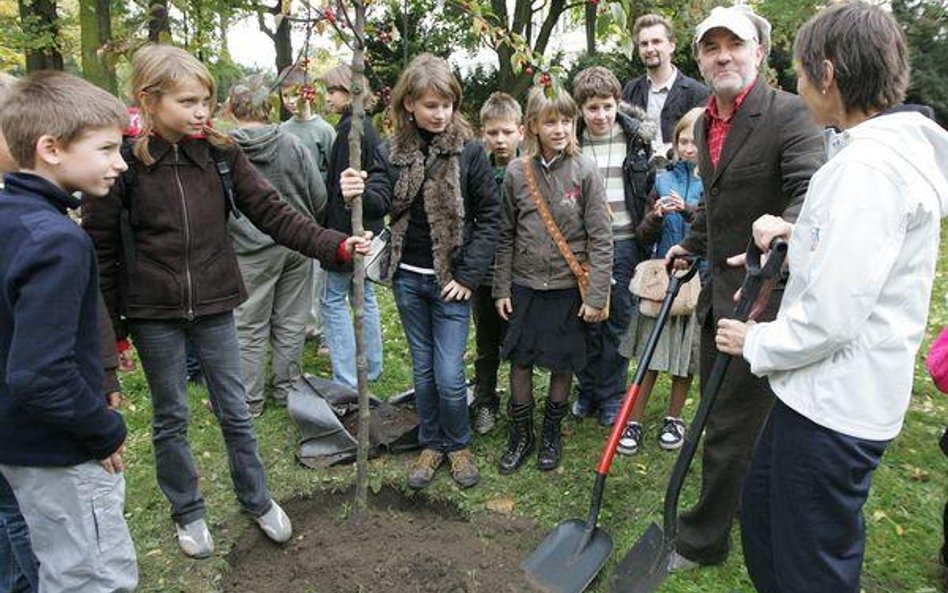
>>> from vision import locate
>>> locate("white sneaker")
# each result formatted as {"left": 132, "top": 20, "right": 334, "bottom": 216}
{"left": 617, "top": 421, "right": 643, "bottom": 455}
{"left": 667, "top": 549, "right": 700, "bottom": 572}
{"left": 255, "top": 500, "right": 292, "bottom": 543}
{"left": 176, "top": 518, "right": 214, "bottom": 558}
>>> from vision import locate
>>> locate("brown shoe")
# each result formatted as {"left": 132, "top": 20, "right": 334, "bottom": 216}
{"left": 447, "top": 448, "right": 480, "bottom": 488}
{"left": 407, "top": 449, "right": 444, "bottom": 489}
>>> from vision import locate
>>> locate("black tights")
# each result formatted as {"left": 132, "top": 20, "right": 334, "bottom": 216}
{"left": 510, "top": 365, "right": 572, "bottom": 405}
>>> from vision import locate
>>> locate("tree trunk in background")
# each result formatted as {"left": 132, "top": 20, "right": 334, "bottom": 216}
{"left": 79, "top": 0, "right": 116, "bottom": 93}
{"left": 148, "top": 0, "right": 171, "bottom": 43}
{"left": 585, "top": 1, "right": 596, "bottom": 54}
{"left": 258, "top": 0, "right": 294, "bottom": 119}
{"left": 493, "top": 0, "right": 568, "bottom": 99}
{"left": 18, "top": 0, "right": 63, "bottom": 71}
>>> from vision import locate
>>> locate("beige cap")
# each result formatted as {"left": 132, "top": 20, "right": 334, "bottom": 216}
{"left": 693, "top": 5, "right": 772, "bottom": 56}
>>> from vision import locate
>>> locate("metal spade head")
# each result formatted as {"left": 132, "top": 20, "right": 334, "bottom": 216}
{"left": 609, "top": 523, "right": 670, "bottom": 593}
{"left": 522, "top": 519, "right": 614, "bottom": 593}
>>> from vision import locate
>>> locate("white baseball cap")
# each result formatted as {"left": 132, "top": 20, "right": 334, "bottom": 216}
{"left": 693, "top": 5, "right": 772, "bottom": 55}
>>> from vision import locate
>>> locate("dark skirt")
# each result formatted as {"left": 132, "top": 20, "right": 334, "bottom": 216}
{"left": 500, "top": 283, "right": 587, "bottom": 373}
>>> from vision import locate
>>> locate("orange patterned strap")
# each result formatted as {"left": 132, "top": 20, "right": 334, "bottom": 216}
{"left": 521, "top": 159, "right": 589, "bottom": 291}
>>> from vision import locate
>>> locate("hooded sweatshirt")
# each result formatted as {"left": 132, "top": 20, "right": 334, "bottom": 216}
{"left": 743, "top": 110, "right": 948, "bottom": 441}
{"left": 228, "top": 124, "right": 328, "bottom": 255}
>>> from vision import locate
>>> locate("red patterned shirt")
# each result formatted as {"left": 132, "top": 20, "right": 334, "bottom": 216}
{"left": 705, "top": 79, "right": 757, "bottom": 169}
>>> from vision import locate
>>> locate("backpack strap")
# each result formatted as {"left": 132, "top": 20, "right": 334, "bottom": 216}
{"left": 208, "top": 144, "right": 241, "bottom": 220}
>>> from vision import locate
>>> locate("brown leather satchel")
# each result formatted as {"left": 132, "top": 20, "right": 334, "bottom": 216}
{"left": 521, "top": 158, "right": 610, "bottom": 320}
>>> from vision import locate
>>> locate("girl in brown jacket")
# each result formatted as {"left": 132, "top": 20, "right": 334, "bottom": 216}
{"left": 492, "top": 87, "right": 613, "bottom": 473}
{"left": 82, "top": 45, "right": 369, "bottom": 559}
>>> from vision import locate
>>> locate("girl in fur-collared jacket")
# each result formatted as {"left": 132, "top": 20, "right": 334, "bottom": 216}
{"left": 492, "top": 87, "right": 613, "bottom": 473}
{"left": 340, "top": 53, "right": 500, "bottom": 491}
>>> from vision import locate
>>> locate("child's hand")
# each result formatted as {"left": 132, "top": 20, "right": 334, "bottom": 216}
{"left": 495, "top": 298, "right": 512, "bottom": 320}
{"left": 100, "top": 441, "right": 126, "bottom": 474}
{"left": 441, "top": 280, "right": 472, "bottom": 301}
{"left": 579, "top": 304, "right": 606, "bottom": 323}
{"left": 345, "top": 230, "right": 374, "bottom": 255}
{"left": 340, "top": 168, "right": 367, "bottom": 201}
{"left": 118, "top": 349, "right": 136, "bottom": 372}
{"left": 106, "top": 391, "right": 123, "bottom": 410}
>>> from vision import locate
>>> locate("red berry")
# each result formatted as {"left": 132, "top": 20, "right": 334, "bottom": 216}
{"left": 525, "top": 66, "right": 534, "bottom": 75}
{"left": 325, "top": 12, "right": 336, "bottom": 22}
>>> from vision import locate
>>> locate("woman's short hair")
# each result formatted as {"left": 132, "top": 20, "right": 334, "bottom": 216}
{"left": 794, "top": 1, "right": 909, "bottom": 114}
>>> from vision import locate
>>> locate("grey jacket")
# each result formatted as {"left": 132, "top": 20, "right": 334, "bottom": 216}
{"left": 493, "top": 154, "right": 613, "bottom": 309}
{"left": 228, "top": 124, "right": 328, "bottom": 255}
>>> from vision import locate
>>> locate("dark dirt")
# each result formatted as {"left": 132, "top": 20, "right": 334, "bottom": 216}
{"left": 223, "top": 487, "right": 541, "bottom": 593}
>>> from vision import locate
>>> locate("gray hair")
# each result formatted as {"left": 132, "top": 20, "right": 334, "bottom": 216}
{"left": 794, "top": 1, "right": 908, "bottom": 113}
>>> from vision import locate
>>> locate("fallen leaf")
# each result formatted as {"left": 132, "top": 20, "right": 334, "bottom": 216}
{"left": 872, "top": 510, "right": 887, "bottom": 521}
{"left": 486, "top": 497, "right": 515, "bottom": 514}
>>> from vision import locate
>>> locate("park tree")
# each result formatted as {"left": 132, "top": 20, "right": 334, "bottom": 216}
{"left": 17, "top": 0, "right": 63, "bottom": 70}
{"left": 79, "top": 0, "right": 115, "bottom": 92}
{"left": 893, "top": 0, "right": 948, "bottom": 124}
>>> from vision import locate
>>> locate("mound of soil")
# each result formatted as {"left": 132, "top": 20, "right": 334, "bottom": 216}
{"left": 223, "top": 487, "right": 540, "bottom": 593}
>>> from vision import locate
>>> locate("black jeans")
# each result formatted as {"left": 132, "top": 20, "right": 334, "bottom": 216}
{"left": 741, "top": 399, "right": 888, "bottom": 593}
{"left": 472, "top": 284, "right": 507, "bottom": 412}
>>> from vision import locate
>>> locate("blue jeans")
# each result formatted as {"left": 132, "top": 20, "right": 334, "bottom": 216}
{"left": 741, "top": 399, "right": 888, "bottom": 593}
{"left": 320, "top": 269, "right": 384, "bottom": 389}
{"left": 130, "top": 312, "right": 272, "bottom": 525}
{"left": 392, "top": 270, "right": 472, "bottom": 453}
{"left": 575, "top": 238, "right": 639, "bottom": 419}
{"left": 0, "top": 474, "right": 37, "bottom": 593}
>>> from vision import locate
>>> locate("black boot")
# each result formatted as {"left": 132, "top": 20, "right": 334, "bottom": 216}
{"left": 498, "top": 401, "right": 535, "bottom": 475}
{"left": 537, "top": 400, "right": 569, "bottom": 471}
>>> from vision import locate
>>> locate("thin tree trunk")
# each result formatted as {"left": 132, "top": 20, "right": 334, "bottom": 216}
{"left": 348, "top": 0, "right": 370, "bottom": 524}
{"left": 80, "top": 0, "right": 116, "bottom": 93}
{"left": 18, "top": 0, "right": 63, "bottom": 71}
{"left": 584, "top": 1, "right": 596, "bottom": 54}
{"left": 259, "top": 1, "right": 294, "bottom": 119}
{"left": 148, "top": 0, "right": 171, "bottom": 43}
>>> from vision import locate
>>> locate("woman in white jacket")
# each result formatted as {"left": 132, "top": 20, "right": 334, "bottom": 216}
{"left": 714, "top": 3, "right": 948, "bottom": 592}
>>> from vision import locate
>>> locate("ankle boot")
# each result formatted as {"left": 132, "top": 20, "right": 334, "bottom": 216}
{"left": 498, "top": 401, "right": 535, "bottom": 474}
{"left": 537, "top": 400, "right": 569, "bottom": 471}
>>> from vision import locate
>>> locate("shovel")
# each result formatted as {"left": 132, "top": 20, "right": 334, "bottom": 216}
{"left": 522, "top": 257, "right": 700, "bottom": 593}
{"left": 609, "top": 237, "right": 789, "bottom": 593}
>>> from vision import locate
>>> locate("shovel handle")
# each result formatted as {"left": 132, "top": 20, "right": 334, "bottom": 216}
{"left": 660, "top": 237, "right": 788, "bottom": 539}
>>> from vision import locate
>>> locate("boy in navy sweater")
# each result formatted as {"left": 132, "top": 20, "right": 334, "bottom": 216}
{"left": 0, "top": 72, "right": 137, "bottom": 592}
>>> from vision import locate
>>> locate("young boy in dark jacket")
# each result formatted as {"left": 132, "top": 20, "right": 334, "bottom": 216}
{"left": 0, "top": 71, "right": 138, "bottom": 593}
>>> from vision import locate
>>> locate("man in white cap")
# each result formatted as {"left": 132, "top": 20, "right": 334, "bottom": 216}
{"left": 661, "top": 4, "right": 825, "bottom": 571}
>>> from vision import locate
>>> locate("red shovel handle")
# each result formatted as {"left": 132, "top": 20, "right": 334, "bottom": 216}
{"left": 597, "top": 382, "right": 643, "bottom": 475}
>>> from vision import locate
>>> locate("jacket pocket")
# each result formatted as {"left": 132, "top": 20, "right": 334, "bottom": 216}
{"left": 128, "top": 256, "right": 184, "bottom": 308}
{"left": 193, "top": 246, "right": 243, "bottom": 305}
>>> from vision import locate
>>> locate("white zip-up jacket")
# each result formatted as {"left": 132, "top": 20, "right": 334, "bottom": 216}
{"left": 743, "top": 111, "right": 948, "bottom": 441}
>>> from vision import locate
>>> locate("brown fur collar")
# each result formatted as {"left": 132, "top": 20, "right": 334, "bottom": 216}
{"left": 386, "top": 124, "right": 467, "bottom": 285}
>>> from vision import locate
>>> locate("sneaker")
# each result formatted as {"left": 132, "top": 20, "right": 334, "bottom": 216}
{"left": 473, "top": 406, "right": 497, "bottom": 434}
{"left": 617, "top": 421, "right": 643, "bottom": 455}
{"left": 407, "top": 449, "right": 444, "bottom": 489}
{"left": 667, "top": 549, "right": 700, "bottom": 572}
{"left": 447, "top": 448, "right": 480, "bottom": 488}
{"left": 570, "top": 399, "right": 596, "bottom": 419}
{"left": 247, "top": 401, "right": 264, "bottom": 418}
{"left": 659, "top": 417, "right": 686, "bottom": 450}
{"left": 176, "top": 518, "right": 214, "bottom": 558}
{"left": 255, "top": 500, "right": 292, "bottom": 543}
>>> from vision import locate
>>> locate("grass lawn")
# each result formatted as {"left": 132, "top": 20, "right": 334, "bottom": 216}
{"left": 120, "top": 239, "right": 948, "bottom": 593}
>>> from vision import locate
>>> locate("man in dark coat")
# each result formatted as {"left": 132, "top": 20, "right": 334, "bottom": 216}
{"left": 622, "top": 14, "right": 709, "bottom": 155}
{"left": 662, "top": 4, "right": 825, "bottom": 570}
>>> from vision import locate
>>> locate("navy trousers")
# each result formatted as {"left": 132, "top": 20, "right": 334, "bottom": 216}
{"left": 741, "top": 398, "right": 889, "bottom": 593}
